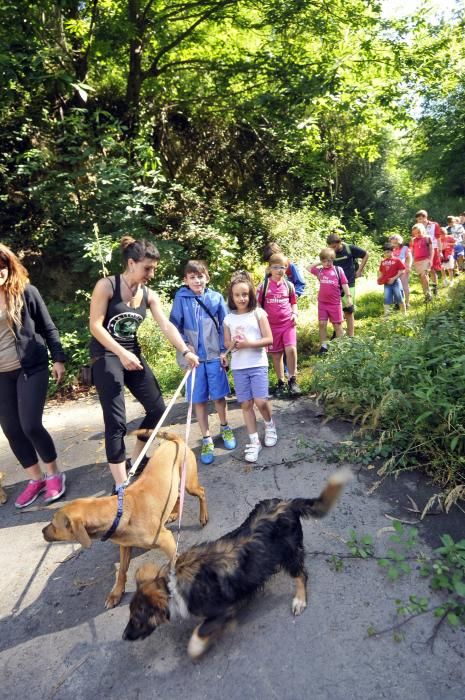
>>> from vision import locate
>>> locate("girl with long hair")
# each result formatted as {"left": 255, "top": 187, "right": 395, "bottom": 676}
{"left": 222, "top": 272, "right": 277, "bottom": 463}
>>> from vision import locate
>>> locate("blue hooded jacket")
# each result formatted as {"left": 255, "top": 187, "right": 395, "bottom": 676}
{"left": 169, "top": 286, "right": 227, "bottom": 364}
{"left": 287, "top": 262, "right": 306, "bottom": 297}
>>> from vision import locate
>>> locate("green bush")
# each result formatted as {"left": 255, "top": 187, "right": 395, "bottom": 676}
{"left": 47, "top": 292, "right": 92, "bottom": 393}
{"left": 310, "top": 282, "right": 465, "bottom": 493}
{"left": 137, "top": 297, "right": 185, "bottom": 395}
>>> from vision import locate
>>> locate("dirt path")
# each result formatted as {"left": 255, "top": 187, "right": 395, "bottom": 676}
{"left": 0, "top": 393, "right": 463, "bottom": 699}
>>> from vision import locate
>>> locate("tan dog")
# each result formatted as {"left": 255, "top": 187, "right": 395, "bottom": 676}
{"left": 42, "top": 431, "right": 208, "bottom": 608}
{"left": 0, "top": 472, "right": 7, "bottom": 505}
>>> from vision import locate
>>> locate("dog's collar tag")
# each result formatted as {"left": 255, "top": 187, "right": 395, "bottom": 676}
{"left": 101, "top": 484, "right": 126, "bottom": 541}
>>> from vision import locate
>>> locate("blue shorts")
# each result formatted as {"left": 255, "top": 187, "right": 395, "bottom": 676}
{"left": 454, "top": 243, "right": 464, "bottom": 260}
{"left": 384, "top": 279, "right": 404, "bottom": 305}
{"left": 186, "top": 359, "right": 230, "bottom": 404}
{"left": 232, "top": 366, "right": 269, "bottom": 403}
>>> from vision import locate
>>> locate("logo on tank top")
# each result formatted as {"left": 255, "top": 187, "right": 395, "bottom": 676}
{"left": 107, "top": 312, "right": 143, "bottom": 339}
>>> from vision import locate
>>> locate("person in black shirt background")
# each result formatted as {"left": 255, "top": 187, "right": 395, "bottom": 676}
{"left": 326, "top": 231, "right": 369, "bottom": 337}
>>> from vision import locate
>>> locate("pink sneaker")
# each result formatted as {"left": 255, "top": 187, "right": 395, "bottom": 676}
{"left": 44, "top": 473, "right": 66, "bottom": 504}
{"left": 15, "top": 478, "right": 46, "bottom": 508}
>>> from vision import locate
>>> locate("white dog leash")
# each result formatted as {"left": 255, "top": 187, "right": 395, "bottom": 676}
{"left": 175, "top": 366, "right": 196, "bottom": 555}
{"left": 127, "top": 367, "right": 194, "bottom": 480}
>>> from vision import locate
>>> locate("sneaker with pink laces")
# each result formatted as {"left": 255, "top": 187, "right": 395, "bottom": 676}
{"left": 15, "top": 478, "right": 46, "bottom": 509}
{"left": 44, "top": 473, "right": 66, "bottom": 504}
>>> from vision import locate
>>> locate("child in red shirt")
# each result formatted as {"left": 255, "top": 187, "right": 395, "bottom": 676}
{"left": 410, "top": 223, "right": 433, "bottom": 302}
{"left": 439, "top": 228, "right": 456, "bottom": 286}
{"left": 378, "top": 242, "right": 406, "bottom": 315}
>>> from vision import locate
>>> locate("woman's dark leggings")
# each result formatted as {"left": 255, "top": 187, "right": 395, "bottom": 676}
{"left": 92, "top": 354, "right": 166, "bottom": 463}
{"left": 0, "top": 368, "right": 57, "bottom": 468}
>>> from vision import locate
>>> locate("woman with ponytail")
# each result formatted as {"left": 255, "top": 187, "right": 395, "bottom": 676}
{"left": 0, "top": 244, "right": 66, "bottom": 508}
{"left": 89, "top": 236, "right": 199, "bottom": 489}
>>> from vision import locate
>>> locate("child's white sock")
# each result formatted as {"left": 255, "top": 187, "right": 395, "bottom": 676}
{"left": 264, "top": 419, "right": 274, "bottom": 428}
{"left": 248, "top": 432, "right": 260, "bottom": 444}
{"left": 202, "top": 436, "right": 213, "bottom": 443}
{"left": 321, "top": 342, "right": 328, "bottom": 349}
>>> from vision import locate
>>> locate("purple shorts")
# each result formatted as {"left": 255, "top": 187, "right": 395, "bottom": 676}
{"left": 232, "top": 366, "right": 269, "bottom": 402}
{"left": 269, "top": 322, "right": 297, "bottom": 353}
{"left": 318, "top": 302, "right": 343, "bottom": 324}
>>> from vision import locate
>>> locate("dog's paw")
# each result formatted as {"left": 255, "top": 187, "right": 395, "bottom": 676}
{"left": 187, "top": 627, "right": 209, "bottom": 660}
{"left": 105, "top": 590, "right": 123, "bottom": 609}
{"left": 291, "top": 596, "right": 307, "bottom": 616}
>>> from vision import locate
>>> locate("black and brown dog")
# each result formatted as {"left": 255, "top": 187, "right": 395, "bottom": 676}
{"left": 123, "top": 468, "right": 351, "bottom": 658}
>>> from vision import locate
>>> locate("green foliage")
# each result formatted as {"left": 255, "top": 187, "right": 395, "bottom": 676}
{"left": 328, "top": 555, "right": 345, "bottom": 573}
{"left": 311, "top": 280, "right": 465, "bottom": 494}
{"left": 4, "top": 0, "right": 464, "bottom": 296}
{"left": 136, "top": 301, "right": 184, "bottom": 395}
{"left": 378, "top": 520, "right": 418, "bottom": 581}
{"left": 394, "top": 530, "right": 465, "bottom": 634}
{"left": 349, "top": 522, "right": 465, "bottom": 642}
{"left": 346, "top": 530, "right": 374, "bottom": 559}
{"left": 47, "top": 293, "right": 92, "bottom": 393}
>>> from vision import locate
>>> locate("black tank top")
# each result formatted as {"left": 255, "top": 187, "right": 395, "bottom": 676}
{"left": 90, "top": 275, "right": 148, "bottom": 358}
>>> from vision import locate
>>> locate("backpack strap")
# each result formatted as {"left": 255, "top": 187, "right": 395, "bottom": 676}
{"left": 334, "top": 265, "right": 344, "bottom": 295}
{"left": 259, "top": 274, "right": 270, "bottom": 308}
{"left": 193, "top": 296, "right": 219, "bottom": 333}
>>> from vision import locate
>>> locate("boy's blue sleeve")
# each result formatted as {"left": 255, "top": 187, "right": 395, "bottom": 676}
{"left": 288, "top": 262, "right": 306, "bottom": 297}
{"left": 169, "top": 292, "right": 185, "bottom": 337}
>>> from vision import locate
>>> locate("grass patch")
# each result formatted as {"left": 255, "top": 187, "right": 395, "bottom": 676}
{"left": 303, "top": 274, "right": 465, "bottom": 505}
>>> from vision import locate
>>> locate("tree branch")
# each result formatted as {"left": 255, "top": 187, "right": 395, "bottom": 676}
{"left": 142, "top": 0, "right": 238, "bottom": 80}
{"left": 154, "top": 57, "right": 215, "bottom": 76}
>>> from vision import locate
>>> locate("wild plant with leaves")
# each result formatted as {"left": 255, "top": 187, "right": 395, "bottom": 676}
{"left": 311, "top": 282, "right": 465, "bottom": 503}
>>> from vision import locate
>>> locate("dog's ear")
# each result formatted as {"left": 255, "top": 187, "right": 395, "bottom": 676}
{"left": 135, "top": 563, "right": 159, "bottom": 586}
{"left": 68, "top": 517, "right": 92, "bottom": 549}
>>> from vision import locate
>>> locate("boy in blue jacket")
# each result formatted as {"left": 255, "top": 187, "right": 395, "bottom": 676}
{"left": 170, "top": 260, "right": 236, "bottom": 464}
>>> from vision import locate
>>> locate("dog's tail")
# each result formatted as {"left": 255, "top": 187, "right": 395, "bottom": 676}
{"left": 290, "top": 468, "right": 352, "bottom": 519}
{"left": 130, "top": 429, "right": 183, "bottom": 445}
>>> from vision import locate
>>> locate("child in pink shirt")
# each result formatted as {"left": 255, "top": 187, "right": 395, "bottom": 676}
{"left": 257, "top": 253, "right": 302, "bottom": 397}
{"left": 308, "top": 248, "right": 351, "bottom": 355}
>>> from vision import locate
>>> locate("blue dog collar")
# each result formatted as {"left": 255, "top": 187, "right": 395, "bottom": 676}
{"left": 101, "top": 483, "right": 126, "bottom": 541}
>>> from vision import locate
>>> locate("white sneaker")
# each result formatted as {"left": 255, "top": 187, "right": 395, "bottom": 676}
{"left": 264, "top": 424, "right": 278, "bottom": 447}
{"left": 244, "top": 441, "right": 262, "bottom": 463}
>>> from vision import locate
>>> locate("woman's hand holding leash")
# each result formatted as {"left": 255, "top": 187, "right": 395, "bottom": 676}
{"left": 183, "top": 350, "right": 200, "bottom": 368}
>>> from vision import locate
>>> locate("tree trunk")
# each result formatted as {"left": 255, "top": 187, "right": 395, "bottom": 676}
{"left": 125, "top": 0, "right": 144, "bottom": 137}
